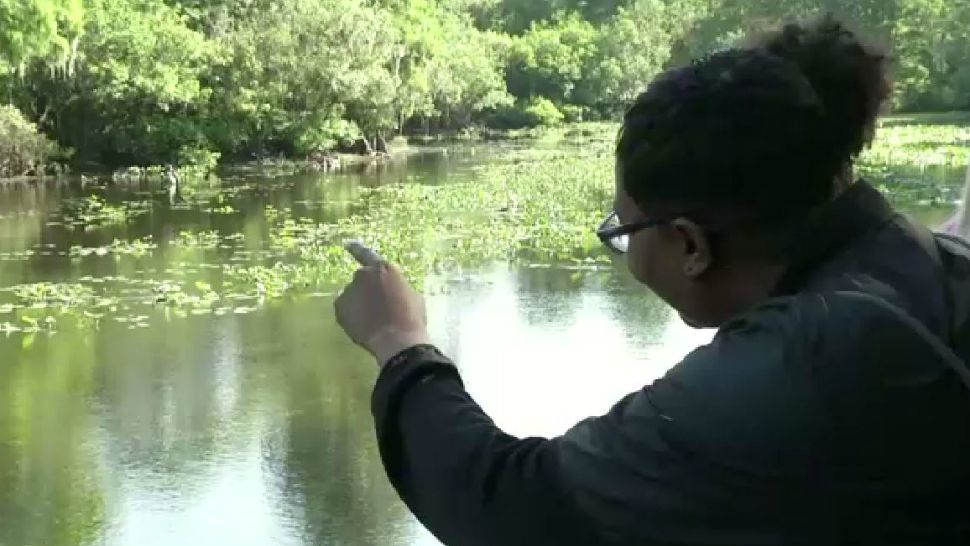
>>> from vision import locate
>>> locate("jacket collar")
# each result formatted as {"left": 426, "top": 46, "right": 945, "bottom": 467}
{"left": 771, "top": 180, "right": 898, "bottom": 296}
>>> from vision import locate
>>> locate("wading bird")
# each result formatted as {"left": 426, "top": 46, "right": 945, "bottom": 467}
{"left": 165, "top": 164, "right": 184, "bottom": 205}
{"left": 940, "top": 161, "right": 970, "bottom": 238}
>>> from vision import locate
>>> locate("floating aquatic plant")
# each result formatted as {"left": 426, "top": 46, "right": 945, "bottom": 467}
{"left": 69, "top": 237, "right": 157, "bottom": 258}
{"left": 60, "top": 196, "right": 153, "bottom": 227}
{"left": 174, "top": 230, "right": 223, "bottom": 249}
{"left": 10, "top": 282, "right": 97, "bottom": 309}
{"left": 2, "top": 116, "right": 967, "bottom": 336}
{"left": 862, "top": 118, "right": 970, "bottom": 170}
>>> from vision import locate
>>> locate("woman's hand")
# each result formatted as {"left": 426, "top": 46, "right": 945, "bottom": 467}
{"left": 335, "top": 241, "right": 431, "bottom": 366}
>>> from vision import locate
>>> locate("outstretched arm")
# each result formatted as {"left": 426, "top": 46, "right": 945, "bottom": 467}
{"left": 334, "top": 242, "right": 818, "bottom": 545}
{"left": 372, "top": 345, "right": 599, "bottom": 546}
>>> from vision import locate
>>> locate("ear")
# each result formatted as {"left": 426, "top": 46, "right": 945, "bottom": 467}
{"left": 671, "top": 218, "right": 714, "bottom": 280}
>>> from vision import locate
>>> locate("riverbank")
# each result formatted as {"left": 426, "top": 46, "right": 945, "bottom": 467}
{"left": 2, "top": 115, "right": 966, "bottom": 185}
{"left": 219, "top": 142, "right": 422, "bottom": 179}
{"left": 0, "top": 121, "right": 617, "bottom": 184}
{"left": 0, "top": 113, "right": 968, "bottom": 336}
{"left": 0, "top": 136, "right": 435, "bottom": 184}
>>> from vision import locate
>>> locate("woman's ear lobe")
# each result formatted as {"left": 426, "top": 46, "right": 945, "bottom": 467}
{"left": 672, "top": 218, "right": 713, "bottom": 279}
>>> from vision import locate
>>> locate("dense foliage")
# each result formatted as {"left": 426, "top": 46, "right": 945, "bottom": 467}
{"left": 1, "top": 0, "right": 968, "bottom": 170}
{"left": 0, "top": 105, "right": 64, "bottom": 177}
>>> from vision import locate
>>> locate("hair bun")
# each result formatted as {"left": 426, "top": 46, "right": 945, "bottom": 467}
{"left": 759, "top": 15, "right": 891, "bottom": 160}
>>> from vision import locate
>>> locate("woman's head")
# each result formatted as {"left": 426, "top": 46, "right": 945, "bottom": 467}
{"left": 614, "top": 16, "right": 891, "bottom": 327}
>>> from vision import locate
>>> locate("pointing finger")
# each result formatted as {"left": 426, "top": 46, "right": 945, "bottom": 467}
{"left": 344, "top": 240, "right": 384, "bottom": 267}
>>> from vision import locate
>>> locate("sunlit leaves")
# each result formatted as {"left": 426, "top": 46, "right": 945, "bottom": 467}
{"left": 0, "top": 105, "right": 64, "bottom": 177}
{"left": 0, "top": 0, "right": 83, "bottom": 75}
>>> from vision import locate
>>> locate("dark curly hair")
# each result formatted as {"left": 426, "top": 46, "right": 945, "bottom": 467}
{"left": 617, "top": 16, "right": 891, "bottom": 233}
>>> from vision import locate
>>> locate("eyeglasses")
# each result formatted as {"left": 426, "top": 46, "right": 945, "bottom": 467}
{"left": 596, "top": 211, "right": 670, "bottom": 254}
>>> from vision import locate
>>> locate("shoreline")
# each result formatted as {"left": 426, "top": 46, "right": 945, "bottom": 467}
{"left": 0, "top": 145, "right": 430, "bottom": 184}
{"left": 1, "top": 114, "right": 967, "bottom": 184}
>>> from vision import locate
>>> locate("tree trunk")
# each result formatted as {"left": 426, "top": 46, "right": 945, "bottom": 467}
{"left": 374, "top": 134, "right": 390, "bottom": 155}
{"left": 350, "top": 137, "right": 374, "bottom": 155}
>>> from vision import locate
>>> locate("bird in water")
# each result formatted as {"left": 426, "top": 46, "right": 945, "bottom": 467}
{"left": 940, "top": 161, "right": 970, "bottom": 238}
{"left": 165, "top": 164, "right": 184, "bottom": 205}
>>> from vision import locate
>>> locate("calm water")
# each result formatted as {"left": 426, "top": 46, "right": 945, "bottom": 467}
{"left": 0, "top": 148, "right": 715, "bottom": 546}
{"left": 0, "top": 147, "right": 962, "bottom": 546}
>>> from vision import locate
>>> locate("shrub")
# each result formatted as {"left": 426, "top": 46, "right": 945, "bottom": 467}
{"left": 560, "top": 104, "right": 586, "bottom": 123}
{"left": 294, "top": 118, "right": 363, "bottom": 155}
{"left": 177, "top": 144, "right": 221, "bottom": 178}
{"left": 523, "top": 97, "right": 565, "bottom": 126}
{"left": 484, "top": 104, "right": 534, "bottom": 129}
{"left": 0, "top": 106, "right": 62, "bottom": 178}
{"left": 485, "top": 98, "right": 566, "bottom": 129}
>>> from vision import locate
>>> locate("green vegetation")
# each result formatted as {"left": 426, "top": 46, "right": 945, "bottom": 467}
{"left": 0, "top": 105, "right": 66, "bottom": 177}
{"left": 858, "top": 112, "right": 970, "bottom": 206}
{"left": 11, "top": 282, "right": 95, "bottom": 309}
{"left": 69, "top": 237, "right": 157, "bottom": 258}
{"left": 3, "top": 7, "right": 968, "bottom": 542}
{"left": 866, "top": 114, "right": 970, "bottom": 168}
{"left": 0, "top": 133, "right": 616, "bottom": 333}
{"left": 3, "top": 114, "right": 964, "bottom": 336}
{"left": 59, "top": 196, "right": 151, "bottom": 227}
{"left": 0, "top": 0, "right": 83, "bottom": 75}
{"left": 174, "top": 230, "right": 222, "bottom": 249}
{"left": 1, "top": 0, "right": 968, "bottom": 174}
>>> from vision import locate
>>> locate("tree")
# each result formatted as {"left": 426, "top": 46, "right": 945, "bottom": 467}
{"left": 576, "top": 0, "right": 676, "bottom": 115}
{"left": 892, "top": 0, "right": 970, "bottom": 110}
{"left": 3, "top": 0, "right": 968, "bottom": 172}
{"left": 424, "top": 15, "right": 512, "bottom": 127}
{"left": 0, "top": 0, "right": 83, "bottom": 77}
{"left": 0, "top": 105, "right": 62, "bottom": 176}
{"left": 11, "top": 0, "right": 216, "bottom": 164}
{"left": 506, "top": 13, "right": 598, "bottom": 104}
{"left": 474, "top": 0, "right": 633, "bottom": 34}
{"left": 674, "top": 0, "right": 970, "bottom": 111}
{"left": 940, "top": 0, "right": 970, "bottom": 108}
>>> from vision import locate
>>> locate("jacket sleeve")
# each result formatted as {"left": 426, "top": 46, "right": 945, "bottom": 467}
{"left": 371, "top": 293, "right": 970, "bottom": 545}
{"left": 371, "top": 344, "right": 600, "bottom": 546}
{"left": 371, "top": 304, "right": 825, "bottom": 546}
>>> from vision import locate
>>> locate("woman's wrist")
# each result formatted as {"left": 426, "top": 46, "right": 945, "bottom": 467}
{"left": 367, "top": 329, "right": 433, "bottom": 367}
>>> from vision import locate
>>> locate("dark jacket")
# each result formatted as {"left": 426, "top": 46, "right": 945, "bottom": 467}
{"left": 371, "top": 181, "right": 970, "bottom": 546}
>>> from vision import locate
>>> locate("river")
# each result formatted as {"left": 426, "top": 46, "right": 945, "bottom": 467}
{"left": 0, "top": 144, "right": 961, "bottom": 546}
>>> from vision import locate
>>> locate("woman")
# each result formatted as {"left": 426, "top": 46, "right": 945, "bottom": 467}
{"left": 336, "top": 17, "right": 970, "bottom": 546}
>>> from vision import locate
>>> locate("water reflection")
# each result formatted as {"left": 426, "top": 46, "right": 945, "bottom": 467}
{"left": 0, "top": 150, "right": 963, "bottom": 546}
{"left": 433, "top": 266, "right": 711, "bottom": 438}
{"left": 0, "top": 330, "right": 106, "bottom": 546}
{"left": 0, "top": 261, "right": 711, "bottom": 546}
